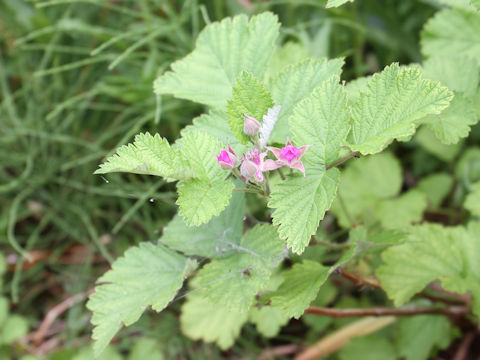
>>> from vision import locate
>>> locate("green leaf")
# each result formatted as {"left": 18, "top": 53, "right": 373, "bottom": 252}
{"left": 154, "top": 13, "right": 279, "bottom": 109}
{"left": 456, "top": 147, "right": 480, "bottom": 184}
{"left": 339, "top": 335, "right": 396, "bottom": 360}
{"left": 87, "top": 243, "right": 190, "bottom": 356}
{"left": 269, "top": 169, "right": 340, "bottom": 254}
{"left": 415, "top": 126, "right": 462, "bottom": 162}
{"left": 420, "top": 93, "right": 478, "bottom": 145}
{"left": 376, "top": 224, "right": 480, "bottom": 313}
{"left": 465, "top": 182, "right": 480, "bottom": 217}
{"left": 268, "top": 260, "right": 329, "bottom": 318}
{"left": 179, "top": 131, "right": 225, "bottom": 181}
{"left": 288, "top": 75, "right": 350, "bottom": 167}
{"left": 249, "top": 306, "right": 290, "bottom": 338}
{"left": 376, "top": 190, "right": 427, "bottom": 229}
{"left": 268, "top": 77, "right": 350, "bottom": 253}
{"left": 181, "top": 111, "right": 244, "bottom": 150}
{"left": 422, "top": 56, "right": 479, "bottom": 98}
{"left": 192, "top": 225, "right": 284, "bottom": 313}
{"left": 264, "top": 42, "right": 310, "bottom": 81}
{"left": 436, "top": 0, "right": 477, "bottom": 10}
{"left": 176, "top": 131, "right": 235, "bottom": 226}
{"left": 161, "top": 192, "right": 245, "bottom": 257}
{"left": 95, "top": 133, "right": 190, "bottom": 180}
{"left": 331, "top": 152, "right": 402, "bottom": 228}
{"left": 345, "top": 76, "right": 370, "bottom": 104}
{"left": 396, "top": 315, "right": 453, "bottom": 360}
{"left": 326, "top": 0, "right": 354, "bottom": 8}
{"left": 176, "top": 179, "right": 234, "bottom": 227}
{"left": 349, "top": 63, "right": 453, "bottom": 155}
{"left": 269, "top": 58, "right": 344, "bottom": 143}
{"left": 0, "top": 315, "right": 28, "bottom": 344}
{"left": 180, "top": 292, "right": 248, "bottom": 350}
{"left": 128, "top": 338, "right": 164, "bottom": 360}
{"left": 421, "top": 9, "right": 480, "bottom": 65}
{"left": 227, "top": 72, "right": 274, "bottom": 144}
{"left": 73, "top": 346, "right": 121, "bottom": 360}
{"left": 417, "top": 173, "right": 453, "bottom": 209}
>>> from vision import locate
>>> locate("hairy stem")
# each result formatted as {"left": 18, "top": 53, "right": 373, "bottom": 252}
{"left": 233, "top": 188, "right": 266, "bottom": 195}
{"left": 326, "top": 151, "right": 359, "bottom": 170}
{"left": 305, "top": 305, "right": 470, "bottom": 318}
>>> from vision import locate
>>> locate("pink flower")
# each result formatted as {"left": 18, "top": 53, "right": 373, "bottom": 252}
{"left": 216, "top": 145, "right": 239, "bottom": 170}
{"left": 243, "top": 114, "right": 261, "bottom": 136}
{"left": 267, "top": 139, "right": 310, "bottom": 175}
{"left": 240, "top": 148, "right": 280, "bottom": 182}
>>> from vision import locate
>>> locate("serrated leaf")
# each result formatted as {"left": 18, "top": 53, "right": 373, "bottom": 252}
{"left": 345, "top": 76, "right": 370, "bottom": 104}
{"left": 289, "top": 76, "right": 350, "bottom": 167}
{"left": 269, "top": 58, "right": 344, "bottom": 142}
{"left": 376, "top": 224, "right": 480, "bottom": 315}
{"left": 176, "top": 178, "right": 234, "bottom": 227}
{"left": 176, "top": 131, "right": 235, "bottom": 226}
{"left": 349, "top": 63, "right": 453, "bottom": 155}
{"left": 421, "top": 9, "right": 480, "bottom": 65}
{"left": 179, "top": 131, "right": 225, "bottom": 181}
{"left": 269, "top": 260, "right": 329, "bottom": 318}
{"left": 161, "top": 192, "right": 245, "bottom": 257}
{"left": 249, "top": 306, "right": 290, "bottom": 338}
{"left": 326, "top": 0, "right": 354, "bottom": 8}
{"left": 154, "top": 13, "right": 279, "bottom": 109}
{"left": 417, "top": 173, "right": 453, "bottom": 209}
{"left": 422, "top": 56, "right": 479, "bottom": 98}
{"left": 269, "top": 169, "right": 340, "bottom": 254}
{"left": 181, "top": 111, "right": 239, "bottom": 147}
{"left": 376, "top": 190, "right": 427, "bottom": 229}
{"left": 87, "top": 243, "right": 189, "bottom": 356}
{"left": 227, "top": 72, "right": 274, "bottom": 144}
{"left": 436, "top": 0, "right": 477, "bottom": 10}
{"left": 191, "top": 225, "right": 284, "bottom": 313}
{"left": 180, "top": 293, "right": 248, "bottom": 350}
{"left": 415, "top": 126, "right": 462, "bottom": 162}
{"left": 268, "top": 77, "right": 349, "bottom": 254}
{"left": 465, "top": 182, "right": 480, "bottom": 217}
{"left": 95, "top": 133, "right": 190, "bottom": 180}
{"left": 396, "top": 315, "right": 452, "bottom": 360}
{"left": 420, "top": 94, "right": 478, "bottom": 144}
{"left": 331, "top": 152, "right": 402, "bottom": 228}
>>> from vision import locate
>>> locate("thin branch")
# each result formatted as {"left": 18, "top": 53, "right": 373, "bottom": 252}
{"left": 337, "top": 268, "right": 381, "bottom": 288}
{"left": 326, "top": 151, "right": 359, "bottom": 170}
{"left": 453, "top": 332, "right": 476, "bottom": 360}
{"left": 32, "top": 290, "right": 93, "bottom": 345}
{"left": 233, "top": 188, "right": 266, "bottom": 195}
{"left": 338, "top": 269, "right": 469, "bottom": 306}
{"left": 305, "top": 305, "right": 470, "bottom": 318}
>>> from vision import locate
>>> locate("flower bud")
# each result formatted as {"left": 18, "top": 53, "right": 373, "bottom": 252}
{"left": 216, "top": 145, "right": 238, "bottom": 170}
{"left": 243, "top": 114, "right": 261, "bottom": 136}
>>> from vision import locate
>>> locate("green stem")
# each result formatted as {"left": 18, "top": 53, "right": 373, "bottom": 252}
{"left": 277, "top": 168, "right": 286, "bottom": 180}
{"left": 326, "top": 151, "right": 359, "bottom": 170}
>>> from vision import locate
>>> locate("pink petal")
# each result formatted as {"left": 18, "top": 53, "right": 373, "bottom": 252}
{"left": 291, "top": 161, "right": 306, "bottom": 176}
{"left": 298, "top": 145, "right": 311, "bottom": 159}
{"left": 266, "top": 146, "right": 282, "bottom": 160}
{"left": 254, "top": 169, "right": 264, "bottom": 182}
{"left": 262, "top": 159, "right": 282, "bottom": 171}
{"left": 285, "top": 138, "right": 293, "bottom": 147}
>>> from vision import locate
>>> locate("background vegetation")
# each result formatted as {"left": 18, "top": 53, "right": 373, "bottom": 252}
{"left": 1, "top": 0, "right": 478, "bottom": 359}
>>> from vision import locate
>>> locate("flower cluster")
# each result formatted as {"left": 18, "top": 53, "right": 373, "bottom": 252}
{"left": 215, "top": 106, "right": 310, "bottom": 184}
